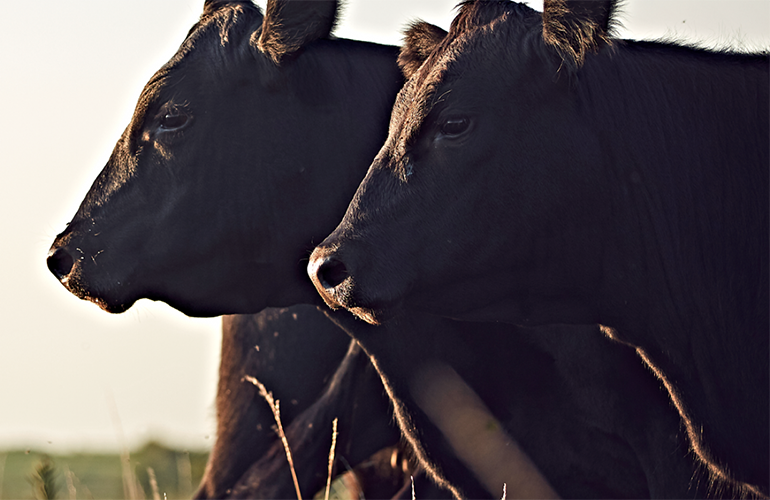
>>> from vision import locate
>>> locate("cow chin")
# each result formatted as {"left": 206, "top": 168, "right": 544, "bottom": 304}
{"left": 88, "top": 295, "right": 134, "bottom": 314}
{"left": 65, "top": 279, "right": 136, "bottom": 314}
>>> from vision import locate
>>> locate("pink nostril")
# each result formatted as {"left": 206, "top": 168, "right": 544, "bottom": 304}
{"left": 47, "top": 247, "right": 74, "bottom": 280}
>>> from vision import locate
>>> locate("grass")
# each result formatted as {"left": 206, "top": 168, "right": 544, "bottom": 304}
{"left": 0, "top": 442, "right": 208, "bottom": 499}
{"left": 243, "top": 374, "right": 304, "bottom": 500}
{"left": 1, "top": 373, "right": 517, "bottom": 500}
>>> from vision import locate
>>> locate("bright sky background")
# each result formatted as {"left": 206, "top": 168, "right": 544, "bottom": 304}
{"left": 0, "top": 1, "right": 767, "bottom": 454}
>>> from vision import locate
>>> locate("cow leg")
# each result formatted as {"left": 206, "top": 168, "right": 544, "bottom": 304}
{"left": 195, "top": 305, "right": 353, "bottom": 499}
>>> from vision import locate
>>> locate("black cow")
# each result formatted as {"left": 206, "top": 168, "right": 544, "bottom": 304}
{"left": 46, "top": 0, "right": 417, "bottom": 498}
{"left": 308, "top": 0, "right": 769, "bottom": 492}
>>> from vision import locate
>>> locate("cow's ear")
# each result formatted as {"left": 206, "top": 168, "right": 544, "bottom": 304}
{"left": 398, "top": 22, "right": 448, "bottom": 79}
{"left": 542, "top": 0, "right": 618, "bottom": 71}
{"left": 255, "top": 0, "right": 339, "bottom": 65}
{"left": 202, "top": 0, "right": 245, "bottom": 17}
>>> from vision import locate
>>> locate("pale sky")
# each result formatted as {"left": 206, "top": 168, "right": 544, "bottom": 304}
{"left": 0, "top": 1, "right": 767, "bottom": 454}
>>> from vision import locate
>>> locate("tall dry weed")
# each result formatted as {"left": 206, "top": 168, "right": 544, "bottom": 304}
{"left": 244, "top": 374, "right": 303, "bottom": 500}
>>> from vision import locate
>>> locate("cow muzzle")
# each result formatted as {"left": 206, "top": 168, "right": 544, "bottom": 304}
{"left": 307, "top": 249, "right": 350, "bottom": 310}
{"left": 46, "top": 240, "right": 136, "bottom": 314}
{"left": 308, "top": 245, "right": 401, "bottom": 325}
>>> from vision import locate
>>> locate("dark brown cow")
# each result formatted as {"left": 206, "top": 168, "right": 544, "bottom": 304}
{"left": 308, "top": 0, "right": 769, "bottom": 493}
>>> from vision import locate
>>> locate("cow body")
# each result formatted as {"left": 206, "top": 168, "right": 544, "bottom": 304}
{"left": 309, "top": 0, "right": 769, "bottom": 491}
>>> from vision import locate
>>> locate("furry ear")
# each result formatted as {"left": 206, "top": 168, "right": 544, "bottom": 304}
{"left": 202, "top": 0, "right": 256, "bottom": 17}
{"left": 398, "top": 22, "right": 448, "bottom": 79}
{"left": 542, "top": 0, "right": 617, "bottom": 71}
{"left": 255, "top": 0, "right": 339, "bottom": 65}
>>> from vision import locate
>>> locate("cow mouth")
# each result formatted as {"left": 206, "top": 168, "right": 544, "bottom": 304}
{"left": 53, "top": 264, "right": 136, "bottom": 314}
{"left": 87, "top": 295, "right": 134, "bottom": 314}
{"left": 65, "top": 278, "right": 136, "bottom": 314}
{"left": 313, "top": 277, "right": 399, "bottom": 326}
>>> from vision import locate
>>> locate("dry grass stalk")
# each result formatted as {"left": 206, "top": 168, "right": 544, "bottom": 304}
{"left": 147, "top": 467, "right": 161, "bottom": 500}
{"left": 244, "top": 374, "right": 303, "bottom": 500}
{"left": 62, "top": 464, "right": 77, "bottom": 500}
{"left": 324, "top": 418, "right": 339, "bottom": 500}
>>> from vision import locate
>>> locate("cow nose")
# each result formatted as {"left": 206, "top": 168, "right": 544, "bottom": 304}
{"left": 47, "top": 247, "right": 74, "bottom": 280}
{"left": 313, "top": 256, "right": 349, "bottom": 290}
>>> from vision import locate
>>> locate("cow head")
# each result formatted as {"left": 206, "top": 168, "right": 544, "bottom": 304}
{"left": 308, "top": 0, "right": 618, "bottom": 325}
{"left": 47, "top": 0, "right": 400, "bottom": 316}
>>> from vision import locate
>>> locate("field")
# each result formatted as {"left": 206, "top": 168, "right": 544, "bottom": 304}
{"left": 0, "top": 442, "right": 208, "bottom": 500}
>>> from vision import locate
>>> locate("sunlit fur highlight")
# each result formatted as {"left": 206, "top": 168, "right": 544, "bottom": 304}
{"left": 542, "top": 0, "right": 619, "bottom": 71}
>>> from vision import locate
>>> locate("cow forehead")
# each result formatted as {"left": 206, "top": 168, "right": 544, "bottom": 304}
{"left": 387, "top": 2, "right": 539, "bottom": 158}
{"left": 172, "top": 3, "right": 262, "bottom": 68}
{"left": 125, "top": 4, "right": 263, "bottom": 143}
{"left": 386, "top": 29, "right": 470, "bottom": 157}
{"left": 139, "top": 2, "right": 262, "bottom": 97}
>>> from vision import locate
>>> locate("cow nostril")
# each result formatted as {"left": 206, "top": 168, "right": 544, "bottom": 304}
{"left": 47, "top": 247, "right": 74, "bottom": 280}
{"left": 317, "top": 257, "right": 349, "bottom": 290}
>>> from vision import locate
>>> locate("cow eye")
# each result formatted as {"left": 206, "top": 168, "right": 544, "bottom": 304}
{"left": 158, "top": 113, "right": 189, "bottom": 132}
{"left": 438, "top": 117, "right": 470, "bottom": 138}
